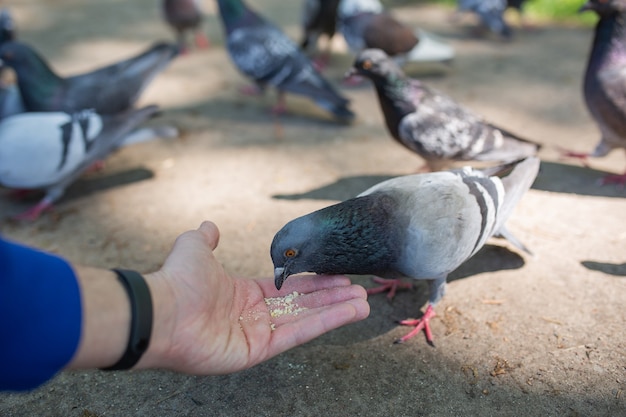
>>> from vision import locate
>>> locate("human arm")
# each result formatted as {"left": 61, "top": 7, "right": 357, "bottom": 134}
{"left": 69, "top": 221, "right": 370, "bottom": 374}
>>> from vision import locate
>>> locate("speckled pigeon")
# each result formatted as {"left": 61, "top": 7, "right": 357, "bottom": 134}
{"left": 0, "top": 41, "right": 179, "bottom": 114}
{"left": 338, "top": 0, "right": 455, "bottom": 66}
{"left": 0, "top": 106, "right": 165, "bottom": 220}
{"left": 215, "top": 0, "right": 355, "bottom": 122}
{"left": 564, "top": 0, "right": 626, "bottom": 186}
{"left": 348, "top": 49, "right": 540, "bottom": 171}
{"left": 271, "top": 156, "right": 539, "bottom": 345}
{"left": 162, "top": 0, "right": 210, "bottom": 52}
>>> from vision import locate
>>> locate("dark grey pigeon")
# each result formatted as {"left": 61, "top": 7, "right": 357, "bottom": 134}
{"left": 271, "top": 157, "right": 539, "bottom": 345}
{"left": 457, "top": 0, "right": 512, "bottom": 39}
{"left": 162, "top": 0, "right": 210, "bottom": 52}
{"left": 566, "top": 0, "right": 626, "bottom": 186}
{"left": 0, "top": 106, "right": 168, "bottom": 220}
{"left": 348, "top": 49, "right": 540, "bottom": 171}
{"left": 215, "top": 0, "right": 355, "bottom": 122}
{"left": 300, "top": 0, "right": 341, "bottom": 69}
{"left": 0, "top": 41, "right": 179, "bottom": 114}
{"left": 338, "top": 0, "right": 454, "bottom": 66}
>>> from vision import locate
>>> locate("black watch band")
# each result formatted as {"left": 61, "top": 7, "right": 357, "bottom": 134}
{"left": 101, "top": 269, "right": 153, "bottom": 371}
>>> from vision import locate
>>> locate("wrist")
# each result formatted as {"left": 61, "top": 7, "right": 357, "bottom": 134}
{"left": 134, "top": 270, "right": 176, "bottom": 370}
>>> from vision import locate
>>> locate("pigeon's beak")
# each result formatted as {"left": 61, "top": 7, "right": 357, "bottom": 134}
{"left": 578, "top": 1, "right": 593, "bottom": 13}
{"left": 343, "top": 67, "right": 358, "bottom": 81}
{"left": 274, "top": 266, "right": 287, "bottom": 290}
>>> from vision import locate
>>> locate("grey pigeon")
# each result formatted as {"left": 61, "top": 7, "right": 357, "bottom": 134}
{"left": 457, "top": 0, "right": 512, "bottom": 39}
{"left": 0, "top": 41, "right": 179, "bottom": 114}
{"left": 348, "top": 49, "right": 540, "bottom": 171}
{"left": 271, "top": 156, "right": 540, "bottom": 344}
{"left": 0, "top": 106, "right": 165, "bottom": 220}
{"left": 215, "top": 0, "right": 355, "bottom": 122}
{"left": 162, "top": 0, "right": 210, "bottom": 52}
{"left": 300, "top": 0, "right": 341, "bottom": 69}
{"left": 564, "top": 0, "right": 626, "bottom": 186}
{"left": 338, "top": 0, "right": 454, "bottom": 66}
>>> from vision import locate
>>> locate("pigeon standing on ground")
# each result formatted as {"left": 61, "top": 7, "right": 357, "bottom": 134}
{"left": 300, "top": 0, "right": 341, "bottom": 70}
{"left": 456, "top": 0, "right": 512, "bottom": 39}
{"left": 347, "top": 49, "right": 540, "bottom": 171}
{"left": 563, "top": 0, "right": 626, "bottom": 186}
{"left": 0, "top": 41, "right": 179, "bottom": 114}
{"left": 0, "top": 106, "right": 165, "bottom": 220}
{"left": 215, "top": 0, "right": 355, "bottom": 122}
{"left": 271, "top": 157, "right": 540, "bottom": 345}
{"left": 162, "top": 0, "right": 210, "bottom": 53}
{"left": 338, "top": 0, "right": 455, "bottom": 68}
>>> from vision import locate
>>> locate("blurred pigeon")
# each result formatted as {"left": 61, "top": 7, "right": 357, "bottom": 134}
{"left": 456, "top": 0, "right": 512, "bottom": 39}
{"left": 338, "top": 0, "right": 455, "bottom": 67}
{"left": 271, "top": 157, "right": 539, "bottom": 345}
{"left": 162, "top": 0, "right": 210, "bottom": 52}
{"left": 0, "top": 105, "right": 165, "bottom": 220}
{"left": 215, "top": 0, "right": 355, "bottom": 122}
{"left": 0, "top": 41, "right": 179, "bottom": 114}
{"left": 300, "top": 0, "right": 341, "bottom": 69}
{"left": 348, "top": 49, "right": 540, "bottom": 171}
{"left": 563, "top": 0, "right": 626, "bottom": 186}
{"left": 0, "top": 8, "right": 15, "bottom": 45}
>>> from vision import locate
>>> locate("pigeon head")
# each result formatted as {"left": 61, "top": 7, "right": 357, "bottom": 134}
{"left": 270, "top": 193, "right": 403, "bottom": 290}
{"left": 580, "top": 0, "right": 626, "bottom": 15}
{"left": 348, "top": 48, "right": 404, "bottom": 83}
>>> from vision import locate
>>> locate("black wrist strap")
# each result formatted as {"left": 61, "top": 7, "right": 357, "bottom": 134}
{"left": 101, "top": 269, "right": 153, "bottom": 371}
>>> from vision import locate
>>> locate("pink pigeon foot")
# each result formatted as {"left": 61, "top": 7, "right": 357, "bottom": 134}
{"left": 194, "top": 32, "right": 210, "bottom": 49}
{"left": 395, "top": 304, "right": 437, "bottom": 346}
{"left": 13, "top": 200, "right": 53, "bottom": 221}
{"left": 342, "top": 74, "right": 365, "bottom": 87}
{"left": 239, "top": 84, "right": 262, "bottom": 96}
{"left": 271, "top": 92, "right": 288, "bottom": 116}
{"left": 558, "top": 147, "right": 591, "bottom": 168}
{"left": 366, "top": 277, "right": 413, "bottom": 301}
{"left": 85, "top": 160, "right": 105, "bottom": 174}
{"left": 599, "top": 170, "right": 626, "bottom": 187}
{"left": 312, "top": 54, "right": 330, "bottom": 72}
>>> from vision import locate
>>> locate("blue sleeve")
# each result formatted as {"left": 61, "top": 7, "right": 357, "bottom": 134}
{"left": 0, "top": 237, "right": 82, "bottom": 392}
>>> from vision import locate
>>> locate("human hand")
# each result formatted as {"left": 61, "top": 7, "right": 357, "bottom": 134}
{"left": 140, "top": 221, "right": 370, "bottom": 375}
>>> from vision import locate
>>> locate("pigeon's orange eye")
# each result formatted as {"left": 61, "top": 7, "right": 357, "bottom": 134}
{"left": 362, "top": 60, "right": 372, "bottom": 70}
{"left": 284, "top": 248, "right": 297, "bottom": 258}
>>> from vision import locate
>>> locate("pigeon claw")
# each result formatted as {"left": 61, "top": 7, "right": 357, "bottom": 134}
{"left": 13, "top": 200, "right": 53, "bottom": 221}
{"left": 366, "top": 277, "right": 413, "bottom": 301}
{"left": 194, "top": 32, "right": 210, "bottom": 49}
{"left": 395, "top": 304, "right": 436, "bottom": 346}
{"left": 599, "top": 171, "right": 626, "bottom": 187}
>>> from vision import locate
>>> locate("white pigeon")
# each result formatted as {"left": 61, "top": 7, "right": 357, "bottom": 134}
{"left": 0, "top": 106, "right": 175, "bottom": 220}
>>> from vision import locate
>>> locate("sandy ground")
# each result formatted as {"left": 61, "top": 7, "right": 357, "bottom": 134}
{"left": 1, "top": 1, "right": 625, "bottom": 416}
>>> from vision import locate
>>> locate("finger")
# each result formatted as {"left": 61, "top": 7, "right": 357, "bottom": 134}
{"left": 197, "top": 221, "right": 220, "bottom": 250}
{"left": 268, "top": 298, "right": 370, "bottom": 355}
{"left": 257, "top": 274, "right": 354, "bottom": 296}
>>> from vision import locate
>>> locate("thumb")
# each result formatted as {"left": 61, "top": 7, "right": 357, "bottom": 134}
{"left": 197, "top": 221, "right": 220, "bottom": 251}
